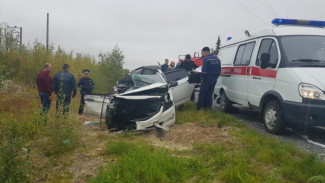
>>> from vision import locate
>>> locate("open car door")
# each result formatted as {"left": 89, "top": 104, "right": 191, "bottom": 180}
{"left": 83, "top": 94, "right": 111, "bottom": 118}
{"left": 164, "top": 69, "right": 195, "bottom": 106}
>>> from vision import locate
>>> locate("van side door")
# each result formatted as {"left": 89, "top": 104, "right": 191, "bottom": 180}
{"left": 227, "top": 41, "right": 256, "bottom": 106}
{"left": 247, "top": 38, "right": 280, "bottom": 107}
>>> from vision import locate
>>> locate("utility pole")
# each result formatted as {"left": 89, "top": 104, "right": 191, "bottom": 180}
{"left": 19, "top": 27, "right": 22, "bottom": 50}
{"left": 46, "top": 13, "right": 49, "bottom": 50}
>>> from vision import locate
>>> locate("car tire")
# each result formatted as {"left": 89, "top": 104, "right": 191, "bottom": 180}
{"left": 105, "top": 106, "right": 117, "bottom": 132}
{"left": 263, "top": 100, "right": 286, "bottom": 134}
{"left": 220, "top": 91, "right": 233, "bottom": 113}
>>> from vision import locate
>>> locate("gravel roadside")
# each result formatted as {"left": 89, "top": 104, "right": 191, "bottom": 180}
{"left": 209, "top": 100, "right": 325, "bottom": 160}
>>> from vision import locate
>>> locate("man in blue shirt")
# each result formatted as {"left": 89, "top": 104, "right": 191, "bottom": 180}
{"left": 161, "top": 59, "right": 169, "bottom": 72}
{"left": 53, "top": 64, "right": 77, "bottom": 114}
{"left": 197, "top": 47, "right": 221, "bottom": 110}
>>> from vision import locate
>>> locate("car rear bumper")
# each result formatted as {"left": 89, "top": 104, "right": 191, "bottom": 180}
{"left": 282, "top": 100, "right": 325, "bottom": 126}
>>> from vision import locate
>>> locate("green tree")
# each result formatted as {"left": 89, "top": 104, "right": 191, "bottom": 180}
{"left": 215, "top": 35, "right": 221, "bottom": 55}
{"left": 96, "top": 45, "right": 128, "bottom": 93}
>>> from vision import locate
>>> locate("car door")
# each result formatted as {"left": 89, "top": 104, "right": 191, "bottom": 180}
{"left": 83, "top": 94, "right": 111, "bottom": 118}
{"left": 164, "top": 69, "right": 195, "bottom": 106}
{"left": 228, "top": 41, "right": 256, "bottom": 106}
{"left": 247, "top": 38, "right": 280, "bottom": 107}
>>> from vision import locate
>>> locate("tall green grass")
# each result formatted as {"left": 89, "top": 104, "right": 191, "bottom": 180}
{"left": 91, "top": 102, "right": 325, "bottom": 183}
{"left": 90, "top": 140, "right": 210, "bottom": 183}
{"left": 0, "top": 93, "right": 82, "bottom": 182}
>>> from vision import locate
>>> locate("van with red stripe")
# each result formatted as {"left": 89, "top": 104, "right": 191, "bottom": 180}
{"left": 215, "top": 18, "right": 325, "bottom": 134}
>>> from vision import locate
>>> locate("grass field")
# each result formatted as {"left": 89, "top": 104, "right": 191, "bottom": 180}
{"left": 1, "top": 84, "right": 325, "bottom": 183}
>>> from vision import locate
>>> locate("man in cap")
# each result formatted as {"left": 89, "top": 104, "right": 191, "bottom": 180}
{"left": 53, "top": 64, "right": 77, "bottom": 115}
{"left": 197, "top": 47, "right": 221, "bottom": 110}
{"left": 78, "top": 69, "right": 95, "bottom": 114}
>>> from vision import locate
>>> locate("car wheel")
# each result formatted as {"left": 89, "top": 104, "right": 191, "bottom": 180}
{"left": 220, "top": 91, "right": 232, "bottom": 113}
{"left": 263, "top": 100, "right": 286, "bottom": 134}
{"left": 105, "top": 106, "right": 117, "bottom": 132}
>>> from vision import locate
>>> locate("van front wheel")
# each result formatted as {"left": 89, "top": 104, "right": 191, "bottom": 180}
{"left": 220, "top": 92, "right": 232, "bottom": 113}
{"left": 263, "top": 100, "right": 286, "bottom": 134}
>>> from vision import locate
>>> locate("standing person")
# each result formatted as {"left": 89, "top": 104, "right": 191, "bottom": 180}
{"left": 179, "top": 54, "right": 198, "bottom": 72}
{"left": 175, "top": 59, "right": 183, "bottom": 69}
{"left": 167, "top": 61, "right": 176, "bottom": 71}
{"left": 180, "top": 54, "right": 198, "bottom": 101}
{"left": 78, "top": 69, "right": 94, "bottom": 115}
{"left": 197, "top": 47, "right": 221, "bottom": 110}
{"left": 161, "top": 59, "right": 169, "bottom": 72}
{"left": 53, "top": 64, "right": 77, "bottom": 115}
{"left": 37, "top": 63, "right": 53, "bottom": 117}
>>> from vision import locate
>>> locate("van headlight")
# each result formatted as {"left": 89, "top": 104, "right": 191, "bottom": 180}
{"left": 299, "top": 83, "right": 325, "bottom": 100}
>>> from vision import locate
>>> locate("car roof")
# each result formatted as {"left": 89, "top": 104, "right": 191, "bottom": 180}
{"left": 133, "top": 65, "right": 160, "bottom": 71}
{"left": 223, "top": 25, "right": 325, "bottom": 48}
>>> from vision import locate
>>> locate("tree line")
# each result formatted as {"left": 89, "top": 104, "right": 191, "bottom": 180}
{"left": 0, "top": 23, "right": 128, "bottom": 93}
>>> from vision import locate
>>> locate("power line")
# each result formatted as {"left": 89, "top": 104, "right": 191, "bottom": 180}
{"left": 259, "top": 0, "right": 276, "bottom": 18}
{"left": 263, "top": 0, "right": 280, "bottom": 17}
{"left": 234, "top": 0, "right": 268, "bottom": 26}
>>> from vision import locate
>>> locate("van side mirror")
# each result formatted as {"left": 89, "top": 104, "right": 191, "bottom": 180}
{"left": 169, "top": 81, "right": 178, "bottom": 87}
{"left": 260, "top": 53, "right": 271, "bottom": 69}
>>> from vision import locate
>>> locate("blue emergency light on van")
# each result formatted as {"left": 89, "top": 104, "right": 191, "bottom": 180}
{"left": 272, "top": 18, "right": 325, "bottom": 27}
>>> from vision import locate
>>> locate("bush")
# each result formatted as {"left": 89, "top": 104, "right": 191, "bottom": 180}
{"left": 40, "top": 112, "right": 81, "bottom": 156}
{"left": 0, "top": 117, "right": 31, "bottom": 183}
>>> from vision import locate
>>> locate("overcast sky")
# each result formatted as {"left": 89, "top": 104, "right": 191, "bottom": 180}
{"left": 1, "top": 0, "right": 325, "bottom": 70}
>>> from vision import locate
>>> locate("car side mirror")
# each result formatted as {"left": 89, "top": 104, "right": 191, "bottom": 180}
{"left": 169, "top": 81, "right": 178, "bottom": 87}
{"left": 260, "top": 53, "right": 271, "bottom": 69}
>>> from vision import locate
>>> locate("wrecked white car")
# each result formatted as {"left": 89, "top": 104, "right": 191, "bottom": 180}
{"left": 83, "top": 66, "right": 195, "bottom": 131}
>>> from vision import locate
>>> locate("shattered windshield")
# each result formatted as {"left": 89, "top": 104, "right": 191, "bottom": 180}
{"left": 131, "top": 74, "right": 166, "bottom": 89}
{"left": 280, "top": 36, "right": 325, "bottom": 66}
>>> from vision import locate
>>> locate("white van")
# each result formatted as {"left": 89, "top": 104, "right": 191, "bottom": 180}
{"left": 215, "top": 18, "right": 325, "bottom": 134}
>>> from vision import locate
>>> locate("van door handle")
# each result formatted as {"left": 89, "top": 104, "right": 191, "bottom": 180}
{"left": 253, "top": 77, "right": 261, "bottom": 80}
{"left": 232, "top": 68, "right": 234, "bottom": 72}
{"left": 246, "top": 67, "right": 250, "bottom": 74}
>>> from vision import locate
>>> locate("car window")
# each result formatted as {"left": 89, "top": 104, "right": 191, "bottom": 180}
{"left": 131, "top": 74, "right": 165, "bottom": 89}
{"left": 164, "top": 69, "right": 188, "bottom": 84}
{"left": 141, "top": 68, "right": 156, "bottom": 75}
{"left": 234, "top": 45, "right": 245, "bottom": 65}
{"left": 256, "top": 39, "right": 279, "bottom": 68}
{"left": 269, "top": 41, "right": 279, "bottom": 68}
{"left": 234, "top": 42, "right": 255, "bottom": 66}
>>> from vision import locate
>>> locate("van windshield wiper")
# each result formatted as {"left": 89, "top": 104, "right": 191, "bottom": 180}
{"left": 291, "top": 59, "right": 324, "bottom": 62}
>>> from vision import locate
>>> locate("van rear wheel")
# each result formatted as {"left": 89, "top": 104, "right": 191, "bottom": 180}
{"left": 263, "top": 100, "right": 286, "bottom": 134}
{"left": 220, "top": 92, "right": 232, "bottom": 113}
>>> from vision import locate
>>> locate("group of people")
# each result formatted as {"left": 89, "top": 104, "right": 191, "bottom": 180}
{"left": 160, "top": 54, "right": 198, "bottom": 73}
{"left": 161, "top": 47, "right": 221, "bottom": 110}
{"left": 36, "top": 63, "right": 95, "bottom": 120}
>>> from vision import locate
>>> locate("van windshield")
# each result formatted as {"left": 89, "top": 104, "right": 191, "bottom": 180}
{"left": 280, "top": 35, "right": 325, "bottom": 67}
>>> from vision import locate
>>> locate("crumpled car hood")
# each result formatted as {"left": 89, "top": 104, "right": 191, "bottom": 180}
{"left": 121, "top": 83, "right": 168, "bottom": 96}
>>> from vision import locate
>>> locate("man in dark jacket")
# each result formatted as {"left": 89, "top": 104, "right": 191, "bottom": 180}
{"left": 197, "top": 47, "right": 221, "bottom": 110}
{"left": 179, "top": 54, "right": 198, "bottom": 72}
{"left": 37, "top": 63, "right": 53, "bottom": 116}
{"left": 161, "top": 59, "right": 169, "bottom": 72}
{"left": 78, "top": 69, "right": 94, "bottom": 114}
{"left": 180, "top": 54, "right": 198, "bottom": 101}
{"left": 53, "top": 64, "right": 77, "bottom": 114}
